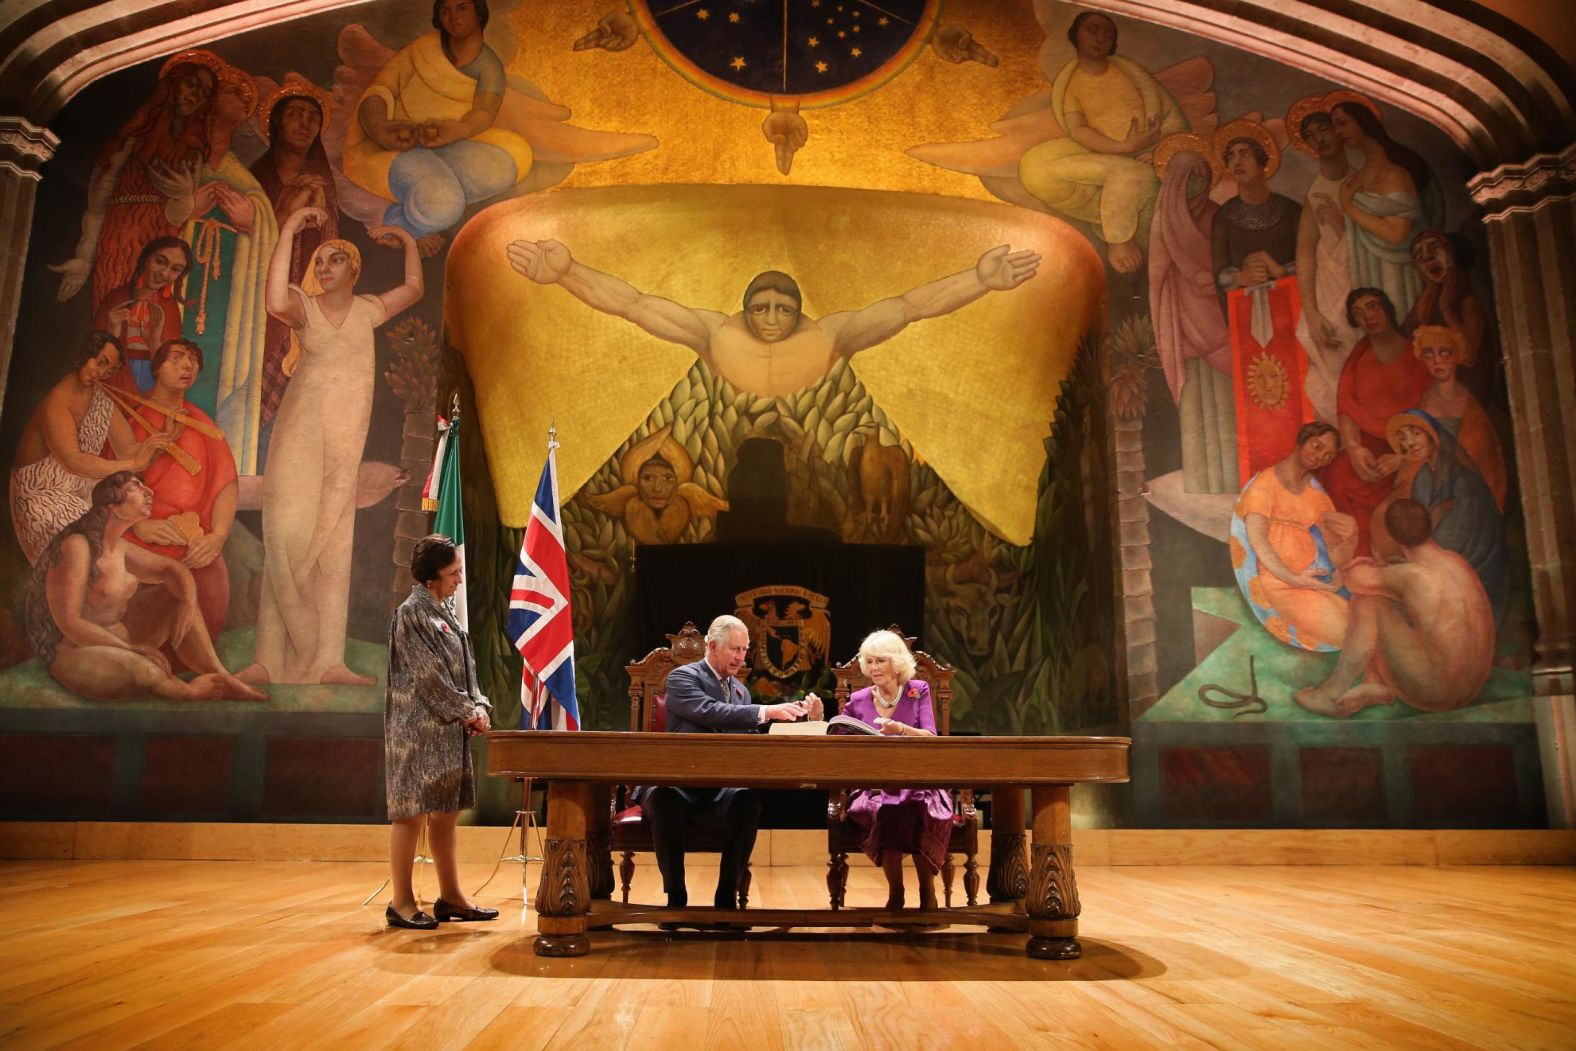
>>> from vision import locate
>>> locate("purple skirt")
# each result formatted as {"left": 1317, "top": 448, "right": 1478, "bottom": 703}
{"left": 846, "top": 787, "right": 953, "bottom": 871}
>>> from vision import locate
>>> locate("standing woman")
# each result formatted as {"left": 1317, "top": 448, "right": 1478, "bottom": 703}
{"left": 384, "top": 534, "right": 498, "bottom": 929}
{"left": 242, "top": 205, "right": 420, "bottom": 686}
{"left": 840, "top": 629, "right": 952, "bottom": 911}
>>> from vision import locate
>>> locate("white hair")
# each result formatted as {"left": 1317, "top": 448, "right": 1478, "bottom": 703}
{"left": 858, "top": 629, "right": 916, "bottom": 682}
{"left": 706, "top": 615, "right": 748, "bottom": 647}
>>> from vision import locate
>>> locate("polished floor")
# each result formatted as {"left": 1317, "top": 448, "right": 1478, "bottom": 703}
{"left": 1, "top": 857, "right": 1573, "bottom": 1049}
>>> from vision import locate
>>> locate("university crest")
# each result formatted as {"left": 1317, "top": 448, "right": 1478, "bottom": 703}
{"left": 735, "top": 586, "right": 831, "bottom": 692}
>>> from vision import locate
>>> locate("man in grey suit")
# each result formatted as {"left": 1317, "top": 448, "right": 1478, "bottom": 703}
{"left": 646, "top": 614, "right": 821, "bottom": 913}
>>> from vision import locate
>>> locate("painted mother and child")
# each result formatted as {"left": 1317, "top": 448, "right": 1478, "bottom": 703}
{"left": 1229, "top": 287, "right": 1508, "bottom": 718}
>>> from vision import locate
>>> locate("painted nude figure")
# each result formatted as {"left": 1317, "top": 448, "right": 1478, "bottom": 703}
{"left": 25, "top": 471, "right": 266, "bottom": 702}
{"left": 505, "top": 239, "right": 1040, "bottom": 397}
{"left": 1293, "top": 497, "right": 1493, "bottom": 718}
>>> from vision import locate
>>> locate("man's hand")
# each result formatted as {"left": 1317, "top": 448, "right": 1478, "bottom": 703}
{"left": 975, "top": 245, "right": 1041, "bottom": 290}
{"left": 763, "top": 700, "right": 809, "bottom": 722}
{"left": 507, "top": 239, "right": 572, "bottom": 284}
{"left": 574, "top": 9, "right": 639, "bottom": 51}
{"left": 801, "top": 692, "right": 825, "bottom": 721}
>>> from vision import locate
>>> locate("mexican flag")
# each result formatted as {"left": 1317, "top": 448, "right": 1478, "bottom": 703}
{"left": 428, "top": 412, "right": 468, "bottom": 632}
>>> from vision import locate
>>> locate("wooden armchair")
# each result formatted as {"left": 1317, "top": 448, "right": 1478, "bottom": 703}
{"left": 826, "top": 628, "right": 979, "bottom": 909}
{"left": 612, "top": 622, "right": 753, "bottom": 906}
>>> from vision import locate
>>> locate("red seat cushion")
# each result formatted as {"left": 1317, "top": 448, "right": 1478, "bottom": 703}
{"left": 614, "top": 804, "right": 646, "bottom": 827}
{"left": 650, "top": 692, "right": 666, "bottom": 733}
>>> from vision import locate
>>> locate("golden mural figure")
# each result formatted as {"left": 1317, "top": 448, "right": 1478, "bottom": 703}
{"left": 504, "top": 238, "right": 1040, "bottom": 397}
{"left": 580, "top": 425, "right": 727, "bottom": 545}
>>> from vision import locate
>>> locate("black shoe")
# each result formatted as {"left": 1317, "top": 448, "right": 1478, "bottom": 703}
{"left": 386, "top": 905, "right": 438, "bottom": 930}
{"left": 713, "top": 892, "right": 737, "bottom": 910}
{"left": 433, "top": 898, "right": 500, "bottom": 922}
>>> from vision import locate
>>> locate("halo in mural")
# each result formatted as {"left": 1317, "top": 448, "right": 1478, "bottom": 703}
{"left": 257, "top": 76, "right": 334, "bottom": 141}
{"left": 1152, "top": 131, "right": 1221, "bottom": 186}
{"left": 630, "top": 0, "right": 941, "bottom": 109}
{"left": 1212, "top": 119, "right": 1280, "bottom": 178}
{"left": 1286, "top": 89, "right": 1382, "bottom": 155}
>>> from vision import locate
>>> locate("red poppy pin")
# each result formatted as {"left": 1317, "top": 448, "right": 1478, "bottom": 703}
{"left": 905, "top": 685, "right": 920, "bottom": 699}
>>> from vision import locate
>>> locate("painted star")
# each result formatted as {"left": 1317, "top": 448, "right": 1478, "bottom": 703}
{"left": 837, "top": 30, "right": 845, "bottom": 38}
{"left": 850, "top": 47, "right": 862, "bottom": 57}
{"left": 730, "top": 56, "right": 746, "bottom": 70}
{"left": 815, "top": 60, "right": 828, "bottom": 73}
{"left": 808, "top": 36, "right": 819, "bottom": 46}
{"left": 697, "top": 8, "right": 709, "bottom": 19}
{"left": 728, "top": 12, "right": 740, "bottom": 22}
{"left": 878, "top": 17, "right": 889, "bottom": 27}
{"left": 852, "top": 24, "right": 860, "bottom": 32}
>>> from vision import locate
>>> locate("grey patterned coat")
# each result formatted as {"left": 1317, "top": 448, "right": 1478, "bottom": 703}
{"left": 385, "top": 585, "right": 491, "bottom": 821}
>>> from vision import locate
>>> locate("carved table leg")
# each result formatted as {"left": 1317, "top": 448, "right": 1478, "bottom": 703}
{"left": 1025, "top": 784, "right": 1080, "bottom": 960}
{"left": 534, "top": 779, "right": 592, "bottom": 957}
{"left": 587, "top": 783, "right": 614, "bottom": 901}
{"left": 986, "top": 784, "right": 1029, "bottom": 932}
{"left": 986, "top": 785, "right": 1029, "bottom": 903}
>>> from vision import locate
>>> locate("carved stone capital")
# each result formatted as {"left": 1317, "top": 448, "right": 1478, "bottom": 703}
{"left": 1468, "top": 143, "right": 1576, "bottom": 217}
{"left": 0, "top": 116, "right": 59, "bottom": 178}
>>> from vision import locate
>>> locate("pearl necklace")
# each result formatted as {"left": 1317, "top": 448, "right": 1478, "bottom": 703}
{"left": 872, "top": 686, "right": 900, "bottom": 710}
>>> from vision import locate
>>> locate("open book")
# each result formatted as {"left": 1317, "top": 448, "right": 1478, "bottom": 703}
{"left": 768, "top": 714, "right": 882, "bottom": 737}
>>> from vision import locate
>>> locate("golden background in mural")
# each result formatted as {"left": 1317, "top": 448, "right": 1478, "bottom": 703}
{"left": 513, "top": 1, "right": 1045, "bottom": 196}
{"left": 445, "top": 184, "right": 1103, "bottom": 542}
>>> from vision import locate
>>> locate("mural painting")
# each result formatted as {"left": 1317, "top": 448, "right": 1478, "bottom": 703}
{"left": 0, "top": 0, "right": 1536, "bottom": 825}
{"left": 905, "top": 2, "right": 1530, "bottom": 739}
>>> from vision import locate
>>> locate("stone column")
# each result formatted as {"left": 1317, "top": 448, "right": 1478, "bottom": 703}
{"left": 1469, "top": 143, "right": 1576, "bottom": 827}
{"left": 0, "top": 116, "right": 59, "bottom": 408}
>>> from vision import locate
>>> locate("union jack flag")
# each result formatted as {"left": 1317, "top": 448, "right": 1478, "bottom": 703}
{"left": 508, "top": 433, "right": 579, "bottom": 731}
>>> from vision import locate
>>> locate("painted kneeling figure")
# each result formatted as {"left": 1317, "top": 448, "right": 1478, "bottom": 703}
{"left": 25, "top": 471, "right": 266, "bottom": 702}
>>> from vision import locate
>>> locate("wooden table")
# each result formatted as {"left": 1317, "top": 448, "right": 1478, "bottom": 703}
{"left": 485, "top": 730, "right": 1129, "bottom": 959}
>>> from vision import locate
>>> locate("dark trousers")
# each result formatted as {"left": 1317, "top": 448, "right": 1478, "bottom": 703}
{"left": 644, "top": 786, "right": 761, "bottom": 907}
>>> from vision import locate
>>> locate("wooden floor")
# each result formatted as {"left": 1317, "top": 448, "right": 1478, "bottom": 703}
{"left": 1, "top": 858, "right": 1573, "bottom": 1050}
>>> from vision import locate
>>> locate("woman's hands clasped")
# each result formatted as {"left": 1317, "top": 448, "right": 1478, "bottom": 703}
{"left": 464, "top": 705, "right": 491, "bottom": 736}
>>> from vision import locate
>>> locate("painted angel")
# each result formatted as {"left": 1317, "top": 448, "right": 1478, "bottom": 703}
{"left": 580, "top": 426, "right": 728, "bottom": 545}
{"left": 907, "top": 7, "right": 1219, "bottom": 274}
{"left": 321, "top": 0, "right": 657, "bottom": 255}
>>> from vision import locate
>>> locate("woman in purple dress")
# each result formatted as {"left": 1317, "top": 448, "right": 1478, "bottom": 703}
{"left": 842, "top": 629, "right": 954, "bottom": 910}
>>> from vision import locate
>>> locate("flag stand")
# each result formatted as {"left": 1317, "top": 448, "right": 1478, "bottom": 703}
{"left": 474, "top": 776, "right": 545, "bottom": 905}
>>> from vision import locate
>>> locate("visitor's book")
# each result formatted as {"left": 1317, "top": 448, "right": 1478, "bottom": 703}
{"left": 768, "top": 714, "right": 882, "bottom": 736}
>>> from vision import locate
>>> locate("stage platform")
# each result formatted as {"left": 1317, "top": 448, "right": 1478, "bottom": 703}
{"left": 4, "top": 821, "right": 1575, "bottom": 867}
{"left": 0, "top": 851, "right": 1573, "bottom": 1049}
